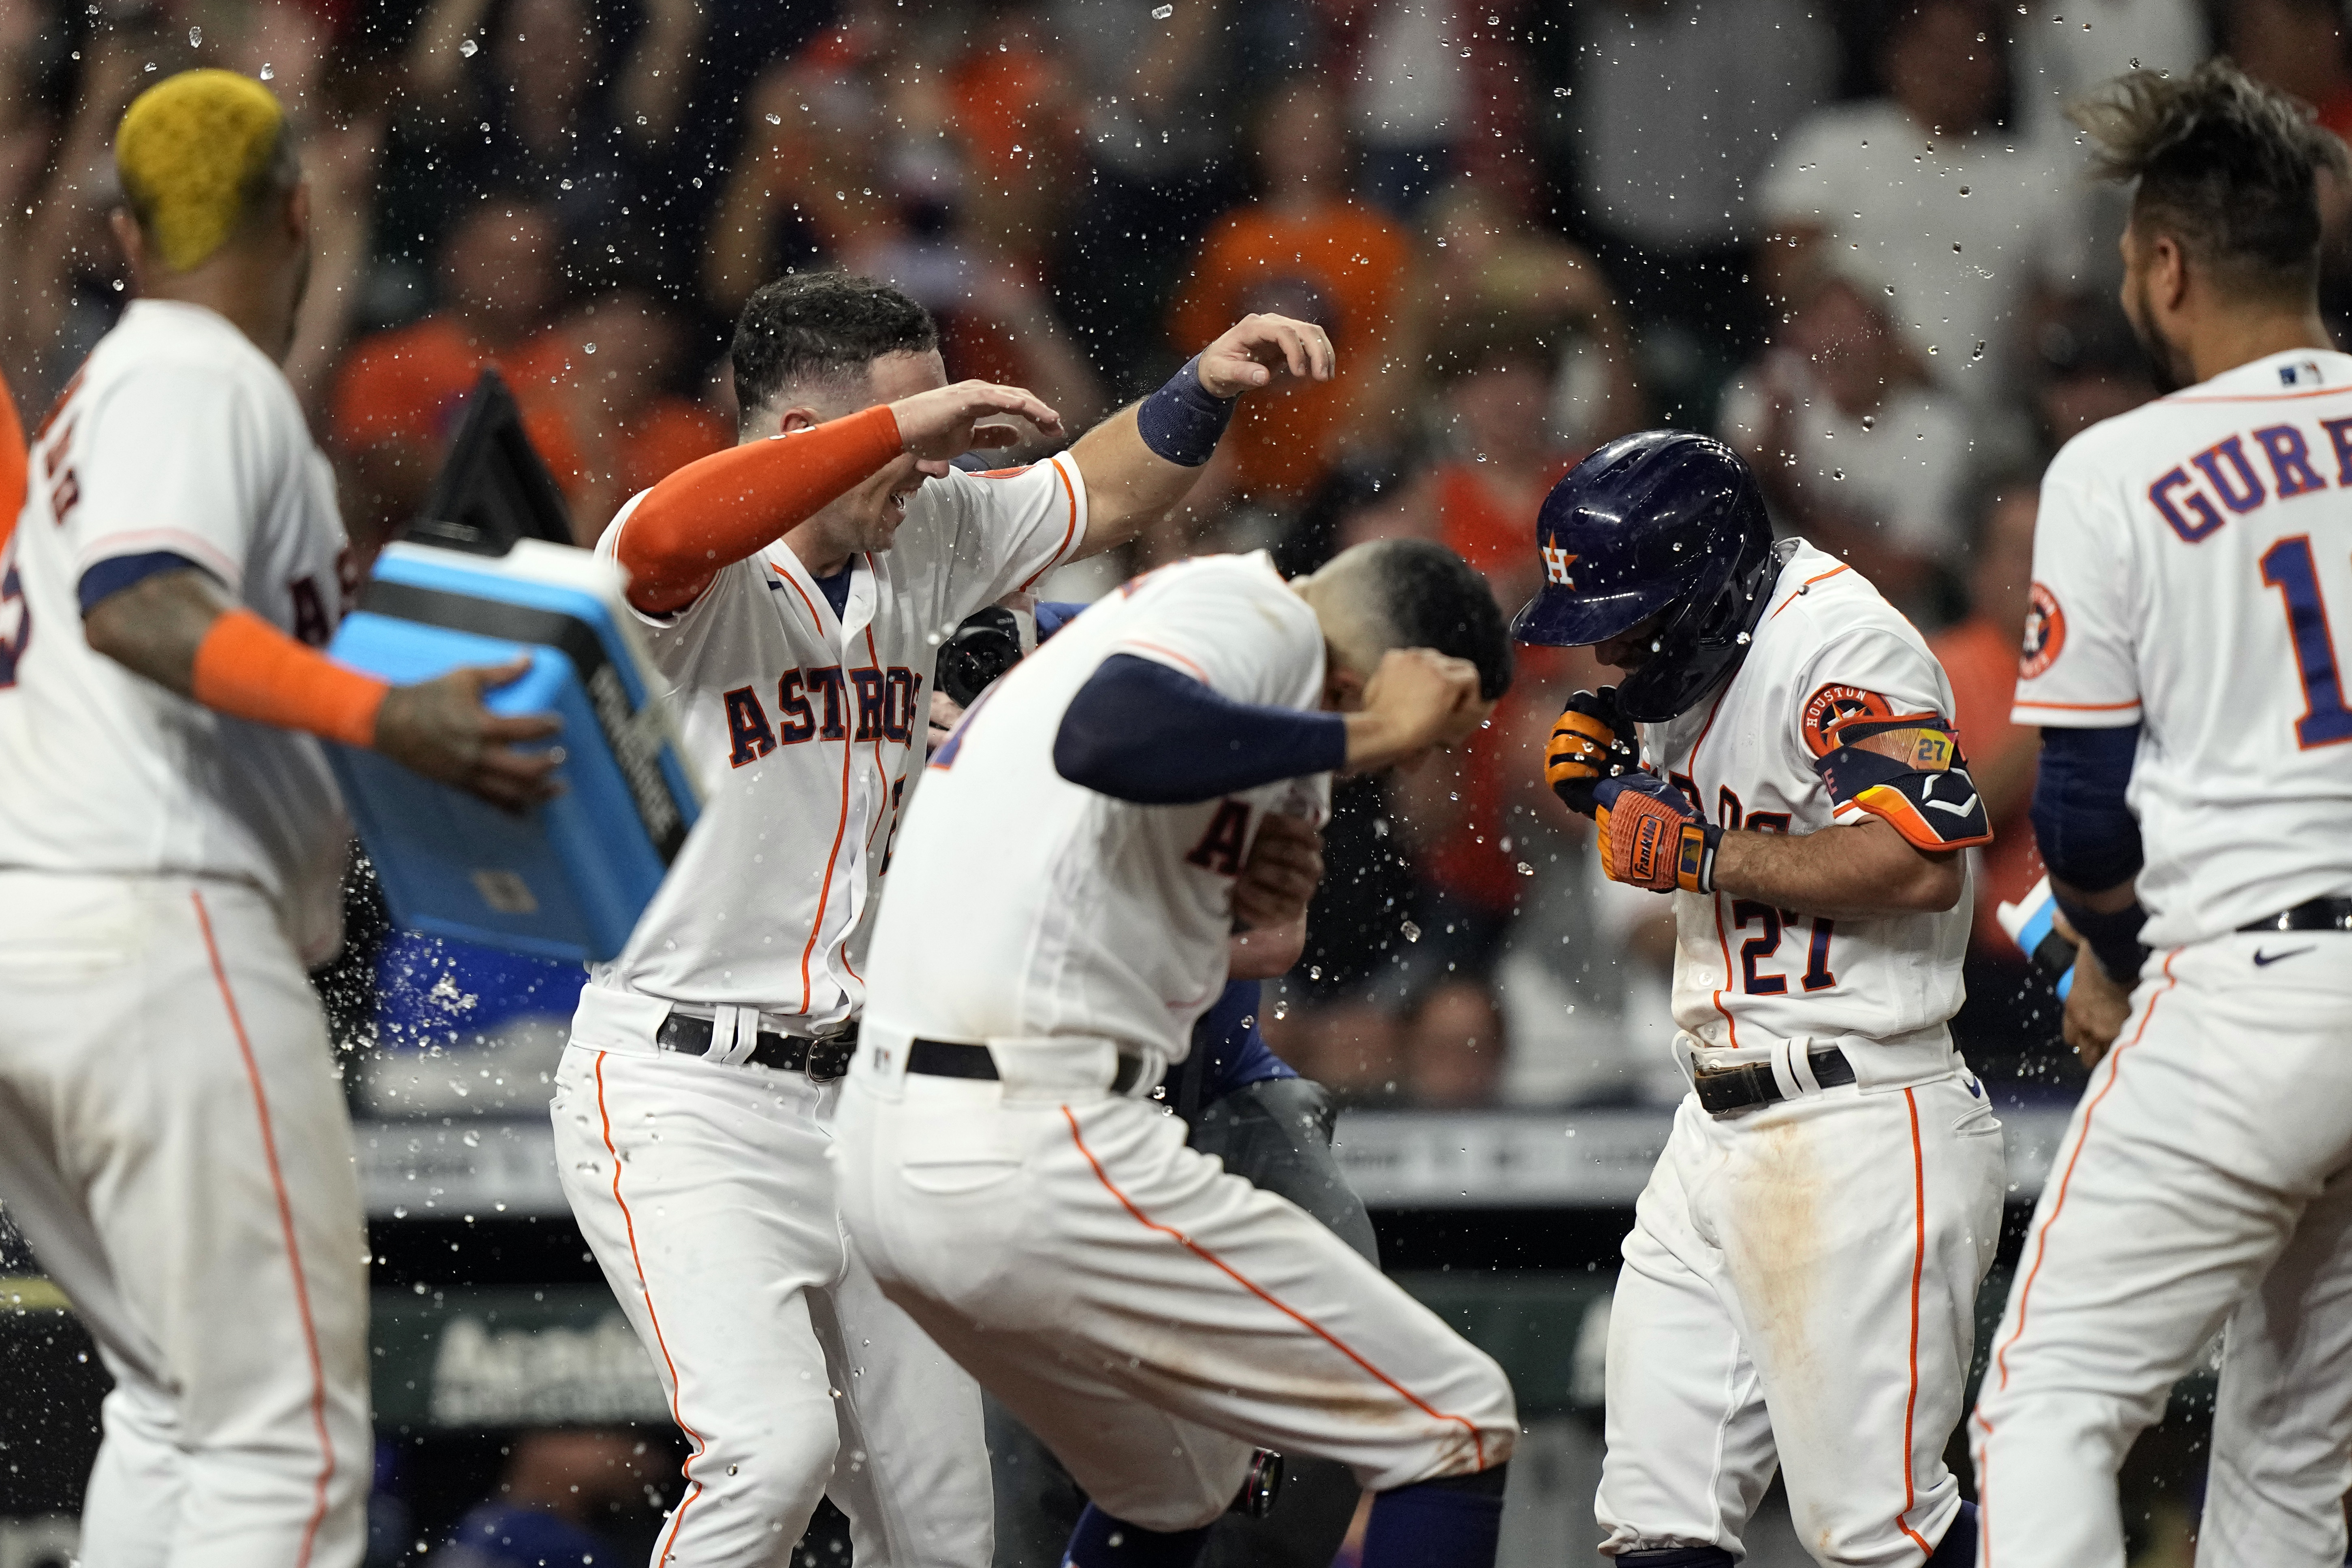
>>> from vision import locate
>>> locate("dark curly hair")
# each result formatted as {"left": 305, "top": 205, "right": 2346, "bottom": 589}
{"left": 2070, "top": 58, "right": 2350, "bottom": 296}
{"left": 729, "top": 271, "right": 940, "bottom": 433}
{"left": 1351, "top": 538, "right": 1515, "bottom": 702}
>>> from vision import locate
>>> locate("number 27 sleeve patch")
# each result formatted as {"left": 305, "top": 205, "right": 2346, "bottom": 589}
{"left": 1810, "top": 711, "right": 1993, "bottom": 850}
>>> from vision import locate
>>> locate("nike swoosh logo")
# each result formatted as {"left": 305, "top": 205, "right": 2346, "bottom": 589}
{"left": 2254, "top": 946, "right": 2316, "bottom": 966}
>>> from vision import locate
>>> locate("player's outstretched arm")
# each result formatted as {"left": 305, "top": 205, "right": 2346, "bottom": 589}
{"left": 1064, "top": 312, "right": 1335, "bottom": 558}
{"left": 84, "top": 567, "right": 563, "bottom": 811}
{"left": 618, "top": 381, "right": 1062, "bottom": 614}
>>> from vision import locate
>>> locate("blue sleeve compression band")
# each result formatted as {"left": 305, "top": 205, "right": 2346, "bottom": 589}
{"left": 1133, "top": 356, "right": 1237, "bottom": 467}
{"left": 1054, "top": 653, "right": 1347, "bottom": 804}
{"left": 2032, "top": 724, "right": 2148, "bottom": 981}
{"left": 2030, "top": 725, "right": 2144, "bottom": 891}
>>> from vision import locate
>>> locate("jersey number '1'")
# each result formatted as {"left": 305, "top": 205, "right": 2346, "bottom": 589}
{"left": 2261, "top": 535, "right": 2352, "bottom": 749}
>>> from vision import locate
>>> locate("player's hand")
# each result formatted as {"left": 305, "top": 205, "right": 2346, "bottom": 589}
{"left": 375, "top": 659, "right": 565, "bottom": 814}
{"left": 1343, "top": 649, "right": 1488, "bottom": 774}
{"left": 1231, "top": 814, "right": 1323, "bottom": 931}
{"left": 1195, "top": 313, "right": 1336, "bottom": 398}
{"left": 891, "top": 380, "right": 1063, "bottom": 461}
{"left": 928, "top": 689, "right": 965, "bottom": 755}
{"left": 1546, "top": 686, "right": 1637, "bottom": 817}
{"left": 1593, "top": 773, "right": 1718, "bottom": 894}
{"left": 2053, "top": 913, "right": 2135, "bottom": 1071}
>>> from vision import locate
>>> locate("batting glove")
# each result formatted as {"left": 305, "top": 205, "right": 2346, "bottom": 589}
{"left": 1545, "top": 686, "right": 1638, "bottom": 817}
{"left": 1594, "top": 773, "right": 1719, "bottom": 894}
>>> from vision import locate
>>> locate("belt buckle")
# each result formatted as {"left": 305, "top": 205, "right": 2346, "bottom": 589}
{"left": 805, "top": 1035, "right": 854, "bottom": 1083}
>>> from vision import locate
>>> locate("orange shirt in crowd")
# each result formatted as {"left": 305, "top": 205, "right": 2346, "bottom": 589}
{"left": 1430, "top": 458, "right": 1576, "bottom": 586}
{"left": 331, "top": 317, "right": 584, "bottom": 481}
{"left": 1930, "top": 614, "right": 2044, "bottom": 955}
{"left": 1166, "top": 201, "right": 1412, "bottom": 501}
{"left": 0, "top": 367, "right": 25, "bottom": 556}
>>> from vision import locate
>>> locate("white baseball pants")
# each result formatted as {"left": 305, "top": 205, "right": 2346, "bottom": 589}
{"left": 1597, "top": 1064, "right": 2005, "bottom": 1566}
{"left": 550, "top": 1038, "right": 990, "bottom": 1567}
{"left": 1972, "top": 932, "right": 2352, "bottom": 1568}
{"left": 0, "top": 872, "right": 370, "bottom": 1568}
{"left": 833, "top": 1038, "right": 1519, "bottom": 1536}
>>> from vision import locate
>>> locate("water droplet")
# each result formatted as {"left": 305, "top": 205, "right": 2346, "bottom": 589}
{"left": 1516, "top": 861, "right": 1535, "bottom": 876}
{"left": 585, "top": 342, "right": 596, "bottom": 354}
{"left": 1952, "top": 242, "right": 1963, "bottom": 253}
{"left": 458, "top": 36, "right": 478, "bottom": 55}
{"left": 1971, "top": 341, "right": 1987, "bottom": 360}
{"left": 766, "top": 112, "right": 782, "bottom": 124}
{"left": 258, "top": 63, "right": 273, "bottom": 79}
{"left": 1401, "top": 920, "right": 1423, "bottom": 943}
{"left": 1958, "top": 186, "right": 1971, "bottom": 196}
{"left": 1831, "top": 469, "right": 1845, "bottom": 481}
{"left": 1861, "top": 414, "right": 1876, "bottom": 430}
{"left": 1152, "top": 3, "right": 1173, "bottom": 15}
{"left": 187, "top": 25, "right": 201, "bottom": 44}
{"left": 1553, "top": 86, "right": 1570, "bottom": 98}
{"left": 1307, "top": 965, "right": 1322, "bottom": 980}
{"left": 1735, "top": 631, "right": 1752, "bottom": 645}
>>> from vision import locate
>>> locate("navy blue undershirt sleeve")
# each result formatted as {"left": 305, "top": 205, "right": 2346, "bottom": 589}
{"left": 1035, "top": 600, "right": 1087, "bottom": 641}
{"left": 76, "top": 551, "right": 209, "bottom": 618}
{"left": 2029, "top": 723, "right": 2144, "bottom": 892}
{"left": 1054, "top": 653, "right": 1347, "bottom": 804}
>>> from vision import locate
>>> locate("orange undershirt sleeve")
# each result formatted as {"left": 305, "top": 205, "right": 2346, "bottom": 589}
{"left": 617, "top": 404, "right": 903, "bottom": 613}
{"left": 190, "top": 608, "right": 391, "bottom": 748}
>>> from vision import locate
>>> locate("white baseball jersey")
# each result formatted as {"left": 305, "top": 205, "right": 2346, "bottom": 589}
{"left": 859, "top": 550, "right": 1330, "bottom": 1066}
{"left": 1641, "top": 540, "right": 1973, "bottom": 1065}
{"left": 0, "top": 300, "right": 353, "bottom": 962}
{"left": 584, "top": 450, "right": 1086, "bottom": 1024}
{"left": 2014, "top": 346, "right": 2352, "bottom": 945}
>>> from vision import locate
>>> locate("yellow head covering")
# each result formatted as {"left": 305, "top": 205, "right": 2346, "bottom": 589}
{"left": 115, "top": 70, "right": 288, "bottom": 273}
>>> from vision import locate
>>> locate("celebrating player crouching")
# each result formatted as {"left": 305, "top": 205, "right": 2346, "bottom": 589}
{"left": 0, "top": 72, "right": 559, "bottom": 1562}
{"left": 1971, "top": 63, "right": 2352, "bottom": 1568}
{"left": 546, "top": 271, "right": 1343, "bottom": 1565}
{"left": 839, "top": 540, "right": 1520, "bottom": 1568}
{"left": 1517, "top": 433, "right": 2004, "bottom": 1567}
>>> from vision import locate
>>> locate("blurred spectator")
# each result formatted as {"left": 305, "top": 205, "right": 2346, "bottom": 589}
{"left": 2228, "top": 0, "right": 2352, "bottom": 141}
{"left": 1052, "top": 0, "right": 1253, "bottom": 389}
{"left": 2032, "top": 301, "right": 2158, "bottom": 448}
{"left": 507, "top": 287, "right": 730, "bottom": 536}
{"left": 1415, "top": 181, "right": 1647, "bottom": 457}
{"left": 1556, "top": 0, "right": 1833, "bottom": 419}
{"left": 12, "top": 31, "right": 145, "bottom": 405}
{"left": 1927, "top": 476, "right": 2045, "bottom": 957}
{"left": 1760, "top": 0, "right": 2083, "bottom": 431}
{"left": 702, "top": 12, "right": 907, "bottom": 316}
{"left": 428, "top": 1429, "right": 650, "bottom": 1568}
{"left": 2010, "top": 0, "right": 2205, "bottom": 299}
{"left": 943, "top": 0, "right": 1085, "bottom": 267}
{"left": 399, "top": 0, "right": 705, "bottom": 266}
{"left": 1333, "top": 0, "right": 1470, "bottom": 215}
{"left": 1719, "top": 254, "right": 1972, "bottom": 612}
{"left": 332, "top": 197, "right": 577, "bottom": 525}
{"left": 1167, "top": 78, "right": 1413, "bottom": 511}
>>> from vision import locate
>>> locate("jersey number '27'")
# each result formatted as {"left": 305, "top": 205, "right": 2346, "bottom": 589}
{"left": 2262, "top": 535, "right": 2352, "bottom": 748}
{"left": 1732, "top": 901, "right": 1837, "bottom": 996}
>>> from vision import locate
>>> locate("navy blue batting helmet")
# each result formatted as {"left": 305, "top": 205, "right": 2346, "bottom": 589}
{"left": 1512, "top": 430, "right": 1780, "bottom": 723}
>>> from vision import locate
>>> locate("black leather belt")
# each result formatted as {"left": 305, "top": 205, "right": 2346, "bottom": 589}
{"left": 1693, "top": 1045, "right": 1855, "bottom": 1117}
{"left": 2238, "top": 896, "right": 2352, "bottom": 934}
{"left": 908, "top": 1038, "right": 1148, "bottom": 1095}
{"left": 657, "top": 1015, "right": 857, "bottom": 1080}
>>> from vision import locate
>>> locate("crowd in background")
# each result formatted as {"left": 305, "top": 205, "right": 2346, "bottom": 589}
{"left": 9, "top": 0, "right": 2348, "bottom": 1111}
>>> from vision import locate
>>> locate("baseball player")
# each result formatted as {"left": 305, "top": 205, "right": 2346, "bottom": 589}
{"left": 1970, "top": 62, "right": 2352, "bottom": 1568}
{"left": 1515, "top": 431, "right": 2006, "bottom": 1567}
{"left": 0, "top": 71, "right": 557, "bottom": 1565}
{"left": 546, "top": 271, "right": 1341, "bottom": 1565}
{"left": 836, "top": 538, "right": 1522, "bottom": 1568}
{"left": 934, "top": 602, "right": 1378, "bottom": 1568}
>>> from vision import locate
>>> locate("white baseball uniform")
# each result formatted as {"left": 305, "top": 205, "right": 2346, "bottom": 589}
{"left": 0, "top": 300, "right": 369, "bottom": 1565}
{"left": 1596, "top": 541, "right": 2007, "bottom": 1566}
{"left": 549, "top": 450, "right": 1088, "bottom": 1566}
{"left": 835, "top": 552, "right": 1519, "bottom": 1535}
{"left": 1972, "top": 348, "right": 2352, "bottom": 1568}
